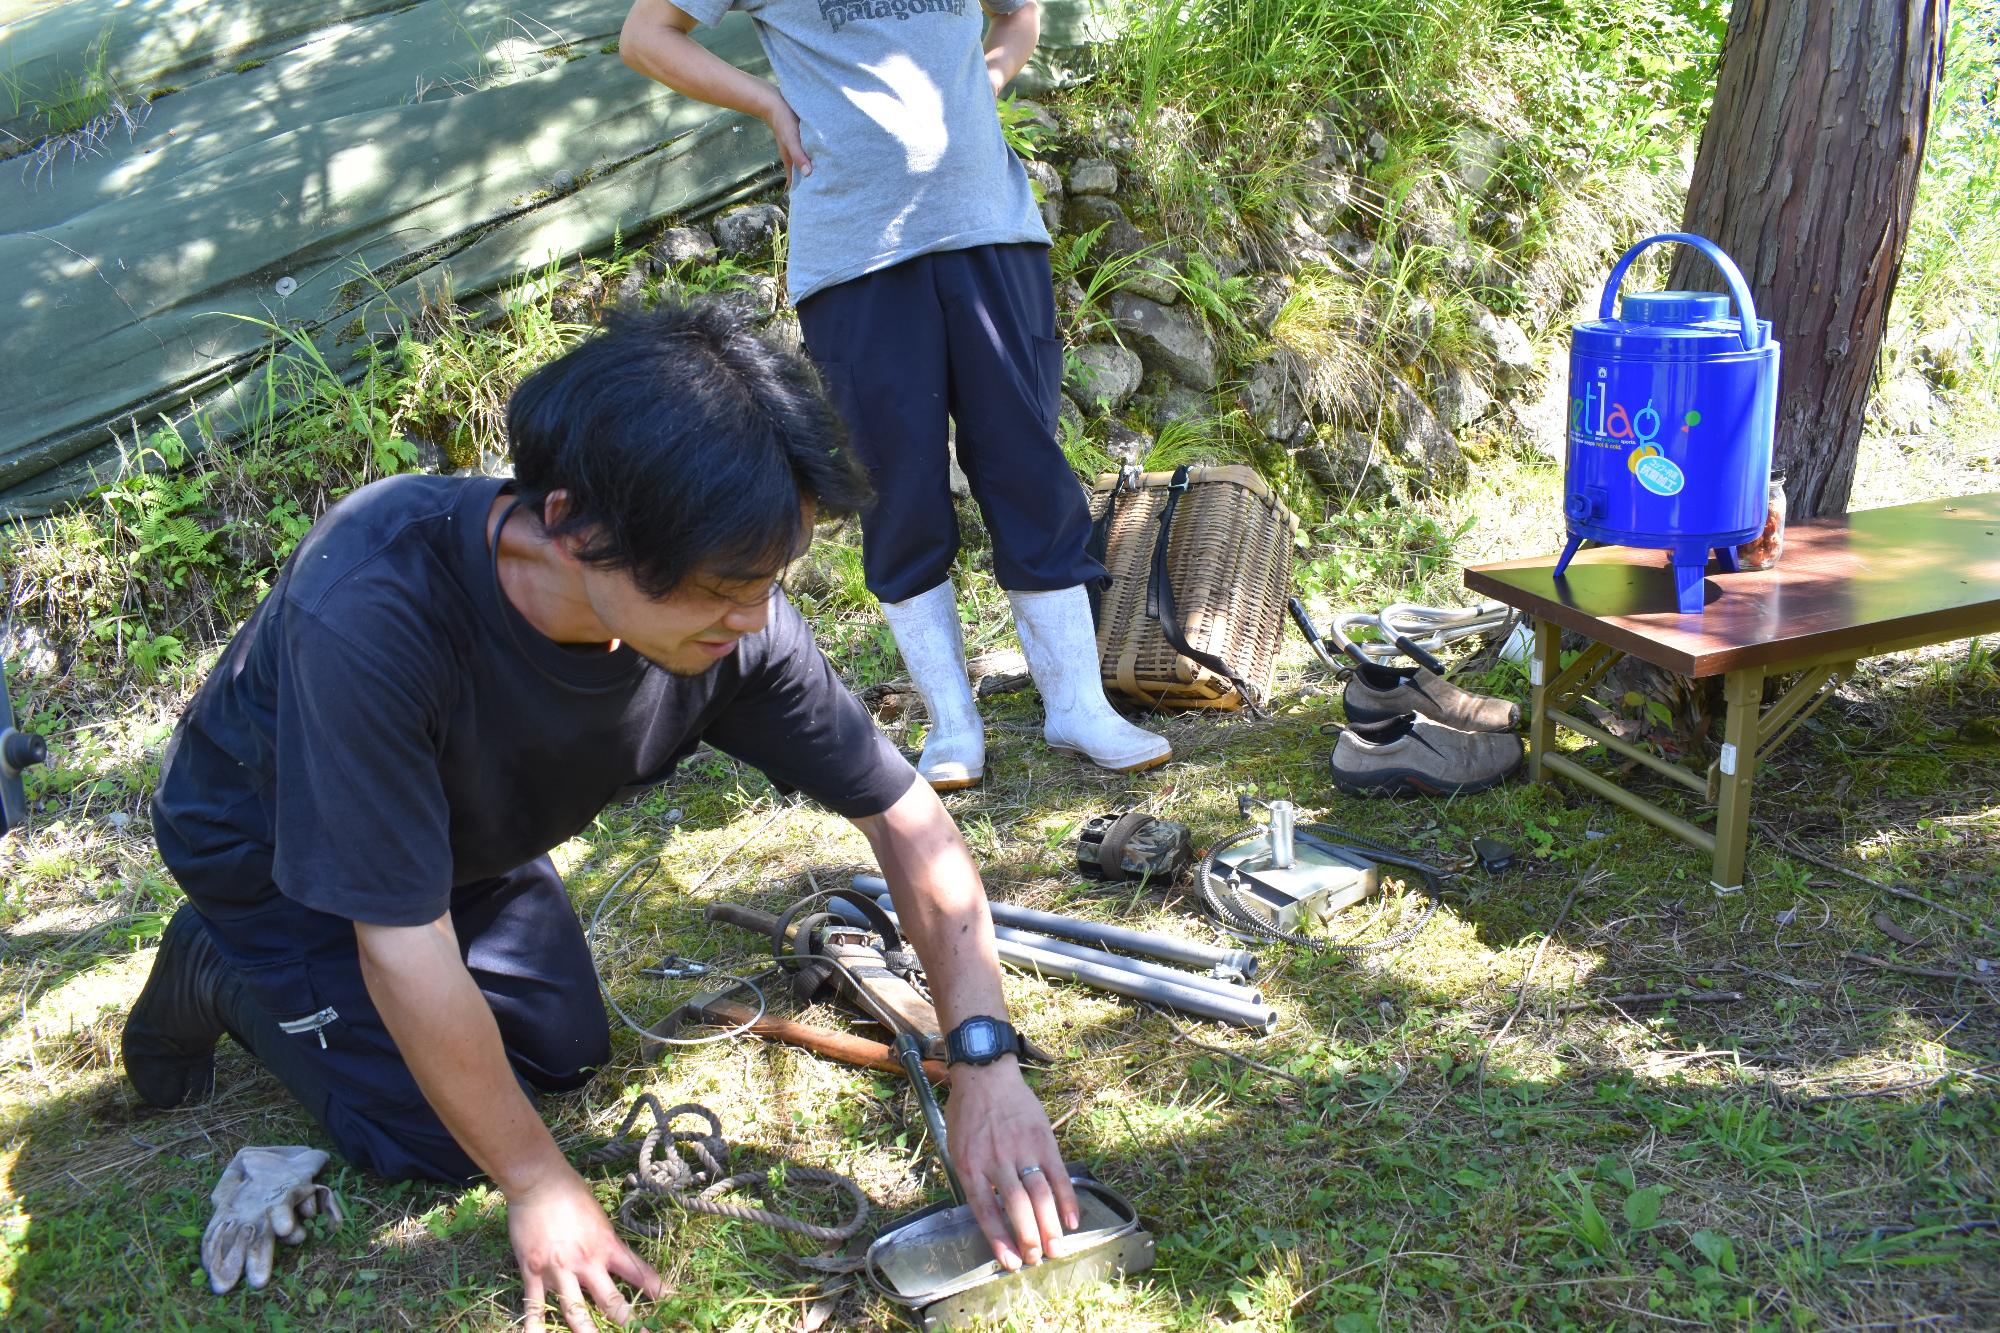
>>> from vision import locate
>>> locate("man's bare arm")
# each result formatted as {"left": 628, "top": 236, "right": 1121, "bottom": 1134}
{"left": 852, "top": 776, "right": 1080, "bottom": 1268}
{"left": 621, "top": 0, "right": 812, "bottom": 179}
{"left": 355, "top": 919, "right": 662, "bottom": 1333}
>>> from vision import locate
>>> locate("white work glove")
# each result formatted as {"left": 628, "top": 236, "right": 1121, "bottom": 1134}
{"left": 201, "top": 1145, "right": 344, "bottom": 1294}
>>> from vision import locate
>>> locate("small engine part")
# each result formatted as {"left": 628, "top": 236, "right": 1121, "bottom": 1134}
{"left": 1472, "top": 837, "right": 1516, "bottom": 874}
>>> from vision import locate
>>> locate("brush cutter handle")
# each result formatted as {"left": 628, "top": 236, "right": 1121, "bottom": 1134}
{"left": 705, "top": 902, "right": 782, "bottom": 940}
{"left": 1287, "top": 597, "right": 1348, "bottom": 675}
{"left": 896, "top": 1032, "right": 965, "bottom": 1203}
{"left": 666, "top": 997, "right": 949, "bottom": 1081}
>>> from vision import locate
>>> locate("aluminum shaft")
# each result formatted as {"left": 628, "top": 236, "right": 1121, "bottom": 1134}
{"left": 839, "top": 895, "right": 1277, "bottom": 1033}
{"left": 989, "top": 924, "right": 1264, "bottom": 1005}
{"left": 850, "top": 874, "right": 1258, "bottom": 979}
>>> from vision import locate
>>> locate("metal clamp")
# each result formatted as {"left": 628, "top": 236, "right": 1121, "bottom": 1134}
{"left": 642, "top": 956, "right": 710, "bottom": 981}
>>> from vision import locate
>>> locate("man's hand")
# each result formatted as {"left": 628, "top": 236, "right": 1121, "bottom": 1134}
{"left": 855, "top": 778, "right": 1081, "bottom": 1269}
{"left": 943, "top": 1059, "right": 1080, "bottom": 1270}
{"left": 511, "top": 1166, "right": 666, "bottom": 1333}
{"left": 761, "top": 95, "right": 813, "bottom": 183}
{"left": 623, "top": 0, "right": 811, "bottom": 182}
{"left": 355, "top": 919, "right": 663, "bottom": 1329}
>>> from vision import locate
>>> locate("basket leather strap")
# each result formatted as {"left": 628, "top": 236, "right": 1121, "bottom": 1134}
{"left": 1085, "top": 485, "right": 1116, "bottom": 628}
{"left": 1147, "top": 465, "right": 1264, "bottom": 710}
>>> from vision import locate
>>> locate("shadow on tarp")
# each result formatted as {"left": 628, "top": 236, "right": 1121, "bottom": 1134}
{"left": 0, "top": 0, "right": 1115, "bottom": 518}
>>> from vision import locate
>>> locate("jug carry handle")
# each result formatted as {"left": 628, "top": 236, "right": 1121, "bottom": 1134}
{"left": 1599, "top": 232, "right": 1763, "bottom": 351}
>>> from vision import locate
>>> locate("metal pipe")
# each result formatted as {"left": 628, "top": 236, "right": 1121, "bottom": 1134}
{"left": 994, "top": 936, "right": 1277, "bottom": 1032}
{"left": 1268, "top": 801, "right": 1295, "bottom": 870}
{"left": 991, "top": 925, "right": 1265, "bottom": 1006}
{"left": 1542, "top": 751, "right": 1716, "bottom": 853}
{"left": 837, "top": 897, "right": 1277, "bottom": 1032}
{"left": 851, "top": 875, "right": 1258, "bottom": 980}
{"left": 831, "top": 898, "right": 1264, "bottom": 1005}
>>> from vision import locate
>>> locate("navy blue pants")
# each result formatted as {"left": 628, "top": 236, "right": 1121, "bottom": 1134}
{"left": 168, "top": 857, "right": 609, "bottom": 1184}
{"left": 796, "top": 242, "right": 1104, "bottom": 602}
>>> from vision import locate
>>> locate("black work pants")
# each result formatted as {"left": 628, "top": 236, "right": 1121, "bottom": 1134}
{"left": 796, "top": 242, "right": 1104, "bottom": 602}
{"left": 164, "top": 856, "right": 609, "bottom": 1185}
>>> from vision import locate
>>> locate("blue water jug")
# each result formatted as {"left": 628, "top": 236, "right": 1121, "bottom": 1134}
{"left": 1554, "top": 233, "right": 1781, "bottom": 613}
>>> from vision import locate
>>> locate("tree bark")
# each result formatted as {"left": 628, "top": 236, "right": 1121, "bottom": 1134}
{"left": 1671, "top": 0, "right": 1949, "bottom": 518}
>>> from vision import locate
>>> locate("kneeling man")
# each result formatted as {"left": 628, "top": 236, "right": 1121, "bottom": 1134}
{"left": 123, "top": 301, "right": 1075, "bottom": 1330}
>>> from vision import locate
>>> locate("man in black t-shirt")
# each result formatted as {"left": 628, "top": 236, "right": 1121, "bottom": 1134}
{"left": 124, "top": 301, "right": 1081, "bottom": 1331}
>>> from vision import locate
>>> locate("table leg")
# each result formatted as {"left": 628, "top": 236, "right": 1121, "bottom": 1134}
{"left": 1711, "top": 665, "right": 1765, "bottom": 896}
{"left": 1528, "top": 618, "right": 1560, "bottom": 784}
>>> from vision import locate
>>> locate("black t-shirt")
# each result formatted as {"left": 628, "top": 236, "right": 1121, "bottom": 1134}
{"left": 152, "top": 474, "right": 913, "bottom": 927}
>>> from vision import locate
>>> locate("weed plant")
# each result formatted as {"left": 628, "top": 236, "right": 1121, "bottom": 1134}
{"left": 1888, "top": 0, "right": 2000, "bottom": 409}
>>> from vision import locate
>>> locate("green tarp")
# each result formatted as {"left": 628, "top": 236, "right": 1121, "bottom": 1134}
{"left": 1, "top": 0, "right": 1108, "bottom": 517}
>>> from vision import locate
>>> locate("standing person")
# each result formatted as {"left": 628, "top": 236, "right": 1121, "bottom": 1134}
{"left": 121, "top": 303, "right": 1079, "bottom": 1333}
{"left": 621, "top": 0, "right": 1171, "bottom": 790}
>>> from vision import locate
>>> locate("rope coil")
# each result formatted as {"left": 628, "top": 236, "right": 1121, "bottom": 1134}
{"left": 580, "top": 1095, "right": 871, "bottom": 1272}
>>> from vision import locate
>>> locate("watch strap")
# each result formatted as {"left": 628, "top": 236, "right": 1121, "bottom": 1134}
{"left": 945, "top": 1016, "right": 1023, "bottom": 1066}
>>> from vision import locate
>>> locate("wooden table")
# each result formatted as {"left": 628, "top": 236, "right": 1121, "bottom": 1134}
{"left": 1465, "top": 493, "right": 2000, "bottom": 893}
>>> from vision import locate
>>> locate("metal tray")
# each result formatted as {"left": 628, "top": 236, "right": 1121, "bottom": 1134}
{"left": 865, "top": 1174, "right": 1154, "bottom": 1328}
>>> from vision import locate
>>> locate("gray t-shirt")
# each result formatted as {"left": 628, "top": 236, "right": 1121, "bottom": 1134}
{"left": 675, "top": 0, "right": 1050, "bottom": 303}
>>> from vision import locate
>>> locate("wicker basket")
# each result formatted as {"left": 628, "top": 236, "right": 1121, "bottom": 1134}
{"left": 1087, "top": 463, "right": 1299, "bottom": 710}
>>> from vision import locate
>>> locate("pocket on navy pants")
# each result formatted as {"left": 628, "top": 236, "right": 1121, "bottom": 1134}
{"left": 183, "top": 856, "right": 608, "bottom": 1184}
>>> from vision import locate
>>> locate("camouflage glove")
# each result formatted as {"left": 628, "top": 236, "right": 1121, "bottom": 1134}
{"left": 201, "top": 1145, "right": 343, "bottom": 1294}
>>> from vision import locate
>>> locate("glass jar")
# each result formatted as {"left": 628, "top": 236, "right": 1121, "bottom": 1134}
{"left": 1736, "top": 472, "right": 1787, "bottom": 571}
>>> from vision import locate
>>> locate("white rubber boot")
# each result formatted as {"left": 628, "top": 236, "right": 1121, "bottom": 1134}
{"left": 1009, "top": 586, "right": 1172, "bottom": 773}
{"left": 880, "top": 581, "right": 985, "bottom": 791}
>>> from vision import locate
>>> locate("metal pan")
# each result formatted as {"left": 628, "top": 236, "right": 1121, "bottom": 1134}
{"left": 864, "top": 1171, "right": 1154, "bottom": 1329}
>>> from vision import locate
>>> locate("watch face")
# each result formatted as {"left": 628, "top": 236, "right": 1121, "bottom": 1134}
{"left": 961, "top": 1019, "right": 998, "bottom": 1059}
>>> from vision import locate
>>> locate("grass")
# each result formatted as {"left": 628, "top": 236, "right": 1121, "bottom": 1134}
{"left": 3, "top": 393, "right": 1997, "bottom": 1326}
{"left": 0, "top": 26, "right": 154, "bottom": 180}
{"left": 3, "top": 0, "right": 1999, "bottom": 1326}
{"left": 1886, "top": 0, "right": 2000, "bottom": 409}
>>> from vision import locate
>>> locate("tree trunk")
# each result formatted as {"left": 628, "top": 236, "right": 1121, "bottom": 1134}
{"left": 1671, "top": 0, "right": 1949, "bottom": 519}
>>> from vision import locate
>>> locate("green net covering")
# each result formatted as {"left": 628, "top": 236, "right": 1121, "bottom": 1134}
{"left": 1, "top": 0, "right": 1108, "bottom": 516}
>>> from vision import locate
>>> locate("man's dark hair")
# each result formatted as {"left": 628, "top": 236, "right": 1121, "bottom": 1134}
{"left": 507, "top": 299, "right": 872, "bottom": 597}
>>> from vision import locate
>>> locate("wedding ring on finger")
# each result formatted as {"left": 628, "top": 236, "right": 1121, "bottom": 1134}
{"left": 1018, "top": 1163, "right": 1045, "bottom": 1180}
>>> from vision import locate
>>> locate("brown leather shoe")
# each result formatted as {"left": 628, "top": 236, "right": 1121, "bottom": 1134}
{"left": 1343, "top": 664, "right": 1520, "bottom": 732}
{"left": 1329, "top": 714, "right": 1523, "bottom": 796}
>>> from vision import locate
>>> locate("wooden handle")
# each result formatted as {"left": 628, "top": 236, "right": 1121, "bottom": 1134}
{"left": 704, "top": 902, "right": 783, "bottom": 942}
{"left": 823, "top": 938, "right": 942, "bottom": 1049}
{"left": 691, "top": 997, "right": 949, "bottom": 1082}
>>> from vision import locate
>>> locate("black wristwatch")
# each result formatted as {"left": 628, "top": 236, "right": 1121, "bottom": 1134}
{"left": 945, "top": 1016, "right": 1023, "bottom": 1067}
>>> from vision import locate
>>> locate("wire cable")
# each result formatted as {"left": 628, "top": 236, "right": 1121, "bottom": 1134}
{"left": 585, "top": 853, "right": 768, "bottom": 1048}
